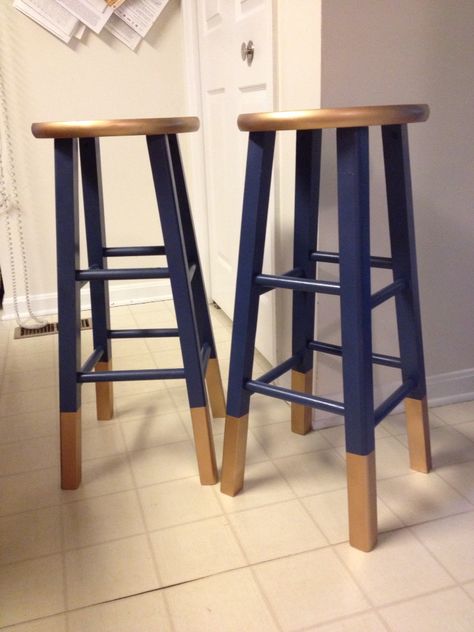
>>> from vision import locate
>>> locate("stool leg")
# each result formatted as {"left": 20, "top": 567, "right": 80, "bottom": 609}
{"left": 337, "top": 126, "right": 377, "bottom": 551}
{"left": 79, "top": 138, "right": 114, "bottom": 421}
{"left": 291, "top": 130, "right": 322, "bottom": 435}
{"left": 55, "top": 139, "right": 82, "bottom": 489}
{"left": 382, "top": 124, "right": 431, "bottom": 473}
{"left": 405, "top": 397, "right": 431, "bottom": 472}
{"left": 147, "top": 134, "right": 217, "bottom": 485}
{"left": 221, "top": 131, "right": 276, "bottom": 496}
{"left": 167, "top": 134, "right": 226, "bottom": 418}
{"left": 346, "top": 452, "right": 377, "bottom": 553}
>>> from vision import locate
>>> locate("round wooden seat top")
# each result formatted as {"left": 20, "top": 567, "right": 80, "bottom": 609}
{"left": 31, "top": 116, "right": 200, "bottom": 139}
{"left": 237, "top": 104, "right": 429, "bottom": 132}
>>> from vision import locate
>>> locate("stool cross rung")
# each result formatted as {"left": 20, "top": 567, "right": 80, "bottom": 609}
{"left": 310, "top": 250, "right": 393, "bottom": 269}
{"left": 104, "top": 246, "right": 166, "bottom": 257}
{"left": 109, "top": 328, "right": 179, "bottom": 339}
{"left": 256, "top": 354, "right": 302, "bottom": 384}
{"left": 307, "top": 340, "right": 402, "bottom": 369}
{"left": 79, "top": 368, "right": 186, "bottom": 382}
{"left": 76, "top": 267, "right": 170, "bottom": 281}
{"left": 374, "top": 378, "right": 417, "bottom": 424}
{"left": 255, "top": 272, "right": 340, "bottom": 295}
{"left": 80, "top": 347, "right": 105, "bottom": 373}
{"left": 246, "top": 379, "right": 345, "bottom": 415}
{"left": 371, "top": 279, "right": 406, "bottom": 308}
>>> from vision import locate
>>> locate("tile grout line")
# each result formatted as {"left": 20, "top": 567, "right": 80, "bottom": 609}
{"left": 116, "top": 416, "right": 163, "bottom": 592}
{"left": 2, "top": 303, "right": 474, "bottom": 630}
{"left": 408, "top": 513, "right": 474, "bottom": 590}
{"left": 5, "top": 497, "right": 472, "bottom": 572}
{"left": 211, "top": 483, "right": 286, "bottom": 632}
{"left": 376, "top": 583, "right": 473, "bottom": 617}
{"left": 115, "top": 399, "right": 177, "bottom": 632}
{"left": 291, "top": 607, "right": 391, "bottom": 632}
{"left": 460, "top": 581, "right": 474, "bottom": 605}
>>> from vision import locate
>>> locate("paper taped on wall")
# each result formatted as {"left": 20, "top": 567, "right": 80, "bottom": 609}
{"left": 11, "top": 0, "right": 170, "bottom": 49}
{"left": 13, "top": 0, "right": 81, "bottom": 43}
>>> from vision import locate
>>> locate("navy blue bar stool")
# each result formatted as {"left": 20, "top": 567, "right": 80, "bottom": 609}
{"left": 32, "top": 117, "right": 226, "bottom": 490}
{"left": 220, "top": 105, "right": 432, "bottom": 551}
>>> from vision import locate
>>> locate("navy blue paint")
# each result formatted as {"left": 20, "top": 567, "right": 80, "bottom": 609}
{"left": 167, "top": 134, "right": 219, "bottom": 361}
{"left": 79, "top": 368, "right": 185, "bottom": 382}
{"left": 337, "top": 127, "right": 375, "bottom": 456}
{"left": 188, "top": 263, "right": 197, "bottom": 283}
{"left": 55, "top": 138, "right": 81, "bottom": 412}
{"left": 77, "top": 268, "right": 170, "bottom": 280}
{"left": 109, "top": 328, "right": 179, "bottom": 339}
{"left": 200, "top": 342, "right": 212, "bottom": 373}
{"left": 256, "top": 267, "right": 303, "bottom": 295}
{"left": 310, "top": 251, "right": 393, "bottom": 269}
{"left": 80, "top": 347, "right": 104, "bottom": 373}
{"left": 226, "top": 131, "right": 276, "bottom": 417}
{"left": 370, "top": 279, "right": 406, "bottom": 308}
{"left": 382, "top": 124, "right": 426, "bottom": 400}
{"left": 374, "top": 378, "right": 417, "bottom": 424}
{"left": 292, "top": 130, "right": 322, "bottom": 374}
{"left": 147, "top": 134, "right": 207, "bottom": 409}
{"left": 226, "top": 119, "right": 427, "bottom": 458}
{"left": 255, "top": 273, "right": 340, "bottom": 294}
{"left": 255, "top": 354, "right": 302, "bottom": 384}
{"left": 308, "top": 340, "right": 401, "bottom": 369}
{"left": 246, "top": 380, "right": 345, "bottom": 415}
{"left": 79, "top": 138, "right": 111, "bottom": 365}
{"left": 104, "top": 246, "right": 166, "bottom": 257}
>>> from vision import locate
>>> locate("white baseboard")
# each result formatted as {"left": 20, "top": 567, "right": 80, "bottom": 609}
{"left": 312, "top": 368, "right": 474, "bottom": 429}
{"left": 426, "top": 367, "right": 474, "bottom": 407}
{"left": 1, "top": 281, "right": 173, "bottom": 321}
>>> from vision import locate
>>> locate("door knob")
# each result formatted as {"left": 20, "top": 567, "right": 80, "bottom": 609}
{"left": 241, "top": 40, "right": 255, "bottom": 65}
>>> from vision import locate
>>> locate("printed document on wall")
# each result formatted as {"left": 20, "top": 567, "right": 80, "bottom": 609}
{"left": 13, "top": 0, "right": 80, "bottom": 42}
{"left": 114, "top": 0, "right": 169, "bottom": 37}
{"left": 105, "top": 13, "right": 142, "bottom": 50}
{"left": 56, "top": 0, "right": 114, "bottom": 33}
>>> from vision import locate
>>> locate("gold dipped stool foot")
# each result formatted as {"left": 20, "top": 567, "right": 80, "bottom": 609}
{"left": 291, "top": 369, "right": 313, "bottom": 435}
{"left": 95, "top": 360, "right": 114, "bottom": 421}
{"left": 346, "top": 451, "right": 377, "bottom": 552}
{"left": 190, "top": 406, "right": 218, "bottom": 485}
{"left": 405, "top": 396, "right": 432, "bottom": 473}
{"left": 205, "top": 357, "right": 226, "bottom": 418}
{"left": 220, "top": 415, "right": 249, "bottom": 496}
{"left": 60, "top": 411, "right": 82, "bottom": 490}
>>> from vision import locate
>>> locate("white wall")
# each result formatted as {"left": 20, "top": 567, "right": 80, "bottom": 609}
{"left": 273, "top": 0, "right": 322, "bottom": 367}
{"left": 0, "top": 0, "right": 189, "bottom": 319}
{"left": 317, "top": 0, "right": 474, "bottom": 408}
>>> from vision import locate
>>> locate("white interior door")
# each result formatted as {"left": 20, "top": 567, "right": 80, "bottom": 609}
{"left": 197, "top": 0, "right": 275, "bottom": 363}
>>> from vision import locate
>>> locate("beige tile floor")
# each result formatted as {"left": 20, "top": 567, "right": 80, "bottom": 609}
{"left": 0, "top": 301, "right": 474, "bottom": 630}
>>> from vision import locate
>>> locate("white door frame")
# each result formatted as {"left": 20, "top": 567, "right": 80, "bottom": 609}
{"left": 181, "top": 0, "right": 212, "bottom": 291}
{"left": 182, "top": 0, "right": 278, "bottom": 364}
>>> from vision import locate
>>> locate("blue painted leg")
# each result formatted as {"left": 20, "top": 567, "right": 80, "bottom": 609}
{"left": 55, "top": 138, "right": 82, "bottom": 489}
{"left": 337, "top": 126, "right": 377, "bottom": 551}
{"left": 79, "top": 138, "right": 113, "bottom": 421}
{"left": 147, "top": 134, "right": 217, "bottom": 484}
{"left": 167, "top": 134, "right": 226, "bottom": 418}
{"left": 291, "top": 130, "right": 322, "bottom": 434}
{"left": 221, "top": 131, "right": 276, "bottom": 496}
{"left": 382, "top": 124, "right": 431, "bottom": 472}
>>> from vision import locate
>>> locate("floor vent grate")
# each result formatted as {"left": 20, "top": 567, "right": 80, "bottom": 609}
{"left": 14, "top": 318, "right": 92, "bottom": 340}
